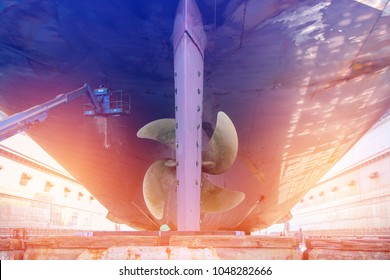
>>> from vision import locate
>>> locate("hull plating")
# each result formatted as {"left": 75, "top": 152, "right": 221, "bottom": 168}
{"left": 0, "top": 0, "right": 389, "bottom": 230}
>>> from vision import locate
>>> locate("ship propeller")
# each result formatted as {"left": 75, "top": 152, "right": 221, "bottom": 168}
{"left": 137, "top": 112, "right": 245, "bottom": 220}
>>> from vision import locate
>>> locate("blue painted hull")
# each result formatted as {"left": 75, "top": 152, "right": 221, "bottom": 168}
{"left": 0, "top": 0, "right": 389, "bottom": 230}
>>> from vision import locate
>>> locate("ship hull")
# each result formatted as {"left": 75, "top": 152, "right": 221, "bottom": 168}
{"left": 0, "top": 0, "right": 390, "bottom": 231}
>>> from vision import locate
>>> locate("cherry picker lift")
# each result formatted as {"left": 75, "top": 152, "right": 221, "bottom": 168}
{"left": 0, "top": 83, "right": 130, "bottom": 142}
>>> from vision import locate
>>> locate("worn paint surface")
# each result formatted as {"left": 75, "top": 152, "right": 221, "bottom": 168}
{"left": 0, "top": 0, "right": 389, "bottom": 231}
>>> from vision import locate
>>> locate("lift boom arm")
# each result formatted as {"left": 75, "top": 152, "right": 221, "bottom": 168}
{"left": 0, "top": 84, "right": 97, "bottom": 142}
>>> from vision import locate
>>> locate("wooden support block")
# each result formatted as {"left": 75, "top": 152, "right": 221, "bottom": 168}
{"left": 0, "top": 250, "right": 24, "bottom": 260}
{"left": 25, "top": 236, "right": 160, "bottom": 249}
{"left": 306, "top": 249, "right": 390, "bottom": 260}
{"left": 20, "top": 235, "right": 302, "bottom": 260}
{"left": 24, "top": 248, "right": 86, "bottom": 260}
{"left": 213, "top": 248, "right": 301, "bottom": 260}
{"left": 305, "top": 238, "right": 390, "bottom": 260}
{"left": 15, "top": 234, "right": 390, "bottom": 260}
{"left": 0, "top": 239, "right": 24, "bottom": 251}
{"left": 306, "top": 238, "right": 390, "bottom": 252}
{"left": 77, "top": 246, "right": 302, "bottom": 260}
{"left": 169, "top": 235, "right": 300, "bottom": 248}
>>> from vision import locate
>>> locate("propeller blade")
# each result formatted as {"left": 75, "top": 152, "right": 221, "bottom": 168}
{"left": 139, "top": 112, "right": 241, "bottom": 219}
{"left": 143, "top": 159, "right": 176, "bottom": 220}
{"left": 137, "top": 119, "right": 176, "bottom": 148}
{"left": 202, "top": 112, "right": 238, "bottom": 174}
{"left": 200, "top": 175, "right": 245, "bottom": 213}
